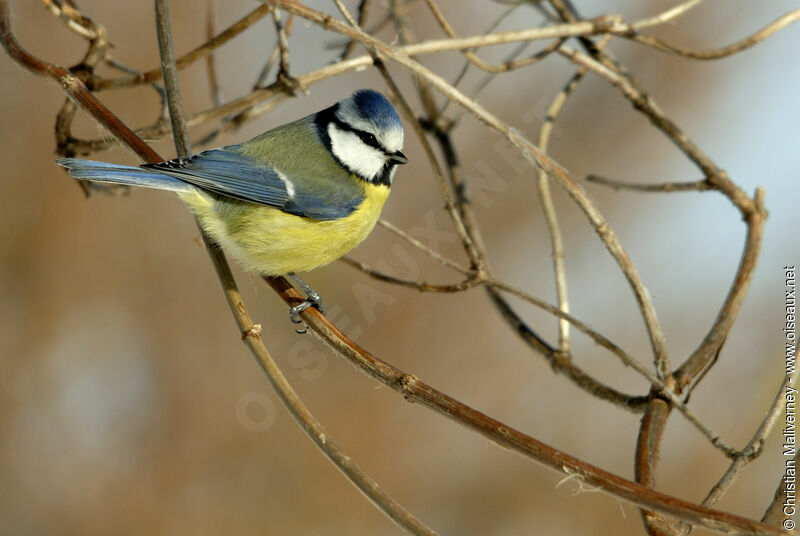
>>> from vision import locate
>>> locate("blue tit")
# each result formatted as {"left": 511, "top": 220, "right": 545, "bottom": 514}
{"left": 57, "top": 89, "right": 407, "bottom": 324}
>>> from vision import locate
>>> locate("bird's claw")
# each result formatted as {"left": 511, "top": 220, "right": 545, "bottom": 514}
{"left": 289, "top": 300, "right": 311, "bottom": 334}
{"left": 288, "top": 295, "right": 325, "bottom": 335}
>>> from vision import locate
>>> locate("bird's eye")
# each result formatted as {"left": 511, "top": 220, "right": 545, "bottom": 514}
{"left": 358, "top": 132, "right": 379, "bottom": 148}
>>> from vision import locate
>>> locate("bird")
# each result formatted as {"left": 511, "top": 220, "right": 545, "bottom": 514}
{"left": 57, "top": 89, "right": 407, "bottom": 328}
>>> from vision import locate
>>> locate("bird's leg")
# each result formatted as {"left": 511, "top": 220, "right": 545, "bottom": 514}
{"left": 286, "top": 273, "right": 326, "bottom": 334}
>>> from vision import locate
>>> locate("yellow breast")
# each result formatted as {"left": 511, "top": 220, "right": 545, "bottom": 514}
{"left": 181, "top": 183, "right": 390, "bottom": 275}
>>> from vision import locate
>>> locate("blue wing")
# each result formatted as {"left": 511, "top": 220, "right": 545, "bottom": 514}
{"left": 145, "top": 147, "right": 364, "bottom": 221}
{"left": 144, "top": 149, "right": 292, "bottom": 208}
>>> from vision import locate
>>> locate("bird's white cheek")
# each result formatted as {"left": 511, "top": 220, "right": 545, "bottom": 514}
{"left": 328, "top": 124, "right": 385, "bottom": 180}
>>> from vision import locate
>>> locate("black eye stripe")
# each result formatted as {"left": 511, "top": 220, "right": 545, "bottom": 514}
{"left": 331, "top": 118, "right": 386, "bottom": 152}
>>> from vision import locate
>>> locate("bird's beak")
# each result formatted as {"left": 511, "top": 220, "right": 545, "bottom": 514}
{"left": 389, "top": 151, "right": 408, "bottom": 165}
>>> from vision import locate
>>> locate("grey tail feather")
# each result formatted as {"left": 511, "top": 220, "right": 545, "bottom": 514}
{"left": 56, "top": 158, "right": 194, "bottom": 193}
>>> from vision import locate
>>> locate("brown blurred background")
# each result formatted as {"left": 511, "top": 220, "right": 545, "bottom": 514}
{"left": 1, "top": 1, "right": 798, "bottom": 534}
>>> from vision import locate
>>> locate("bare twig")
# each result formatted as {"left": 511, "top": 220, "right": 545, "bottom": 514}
{"left": 586, "top": 174, "right": 713, "bottom": 193}
{"left": 204, "top": 0, "right": 224, "bottom": 107}
{"left": 254, "top": 13, "right": 295, "bottom": 89}
{"left": 534, "top": 35, "right": 613, "bottom": 352}
{"left": 629, "top": 9, "right": 800, "bottom": 60}
{"left": 632, "top": 0, "right": 705, "bottom": 30}
{"left": 341, "top": 257, "right": 482, "bottom": 294}
{"left": 271, "top": 7, "right": 299, "bottom": 92}
{"left": 97, "top": 4, "right": 272, "bottom": 90}
{"left": 423, "top": 0, "right": 561, "bottom": 74}
{"left": 439, "top": 0, "right": 530, "bottom": 118}
{"left": 338, "top": 0, "right": 371, "bottom": 60}
{"left": 702, "top": 373, "right": 795, "bottom": 505}
{"left": 377, "top": 219, "right": 472, "bottom": 274}
{"left": 154, "top": 0, "right": 191, "bottom": 157}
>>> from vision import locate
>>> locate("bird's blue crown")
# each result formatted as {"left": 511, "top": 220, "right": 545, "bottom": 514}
{"left": 351, "top": 89, "right": 402, "bottom": 132}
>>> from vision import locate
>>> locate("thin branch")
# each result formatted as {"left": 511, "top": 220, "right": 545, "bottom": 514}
{"left": 678, "top": 186, "right": 767, "bottom": 380}
{"left": 272, "top": 7, "right": 297, "bottom": 91}
{"left": 97, "top": 4, "right": 273, "bottom": 90}
{"left": 586, "top": 174, "right": 713, "bottom": 193}
{"left": 629, "top": 9, "right": 800, "bottom": 60}
{"left": 423, "top": 0, "right": 561, "bottom": 74}
{"left": 102, "top": 55, "right": 170, "bottom": 121}
{"left": 205, "top": 0, "right": 223, "bottom": 107}
{"left": 534, "top": 35, "right": 613, "bottom": 352}
{"left": 42, "top": 0, "right": 97, "bottom": 39}
{"left": 254, "top": 13, "right": 295, "bottom": 89}
{"left": 341, "top": 257, "right": 481, "bottom": 293}
{"left": 485, "top": 285, "right": 649, "bottom": 411}
{"left": 338, "top": 0, "right": 371, "bottom": 60}
{"left": 155, "top": 0, "right": 191, "bottom": 158}
{"left": 377, "top": 220, "right": 472, "bottom": 274}
{"left": 556, "top": 45, "right": 753, "bottom": 212}
{"left": 438, "top": 2, "right": 512, "bottom": 103}
{"left": 632, "top": 0, "right": 705, "bottom": 30}
{"left": 377, "top": 216, "right": 643, "bottom": 384}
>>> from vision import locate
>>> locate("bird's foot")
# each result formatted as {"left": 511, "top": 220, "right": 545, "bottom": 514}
{"left": 287, "top": 273, "right": 325, "bottom": 334}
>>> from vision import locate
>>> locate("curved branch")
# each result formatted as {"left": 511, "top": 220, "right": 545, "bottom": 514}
{"left": 96, "top": 4, "right": 273, "bottom": 90}
{"left": 628, "top": 9, "right": 800, "bottom": 60}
